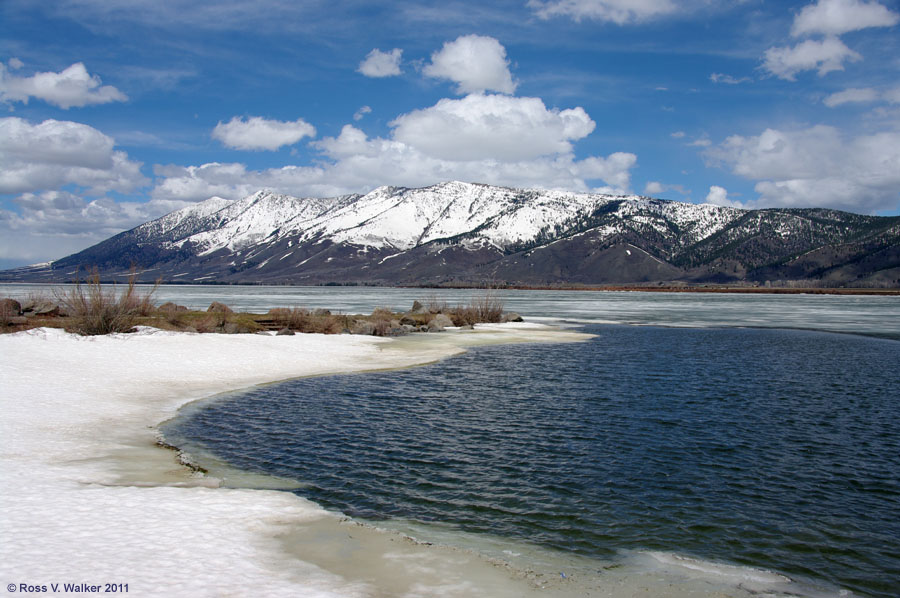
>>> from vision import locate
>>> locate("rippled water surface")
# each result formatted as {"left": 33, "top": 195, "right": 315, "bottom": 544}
{"left": 168, "top": 324, "right": 900, "bottom": 597}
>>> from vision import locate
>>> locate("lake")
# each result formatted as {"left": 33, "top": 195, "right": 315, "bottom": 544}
{"left": 5, "top": 284, "right": 899, "bottom": 596}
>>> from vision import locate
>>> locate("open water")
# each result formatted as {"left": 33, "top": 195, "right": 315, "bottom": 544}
{"left": 152, "top": 288, "right": 900, "bottom": 597}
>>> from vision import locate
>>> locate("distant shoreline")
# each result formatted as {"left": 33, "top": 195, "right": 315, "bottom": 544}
{"left": 3, "top": 280, "right": 899, "bottom": 296}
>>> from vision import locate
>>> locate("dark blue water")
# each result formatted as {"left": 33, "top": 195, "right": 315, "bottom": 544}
{"left": 168, "top": 325, "right": 900, "bottom": 597}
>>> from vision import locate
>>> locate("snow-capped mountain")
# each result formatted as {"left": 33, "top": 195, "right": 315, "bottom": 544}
{"left": 4, "top": 182, "right": 899, "bottom": 287}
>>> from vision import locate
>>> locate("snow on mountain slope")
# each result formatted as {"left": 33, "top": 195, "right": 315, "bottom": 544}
{"left": 142, "top": 181, "right": 743, "bottom": 258}
{"left": 323, "top": 182, "right": 516, "bottom": 249}
{"left": 163, "top": 191, "right": 358, "bottom": 254}
{"left": 604, "top": 198, "right": 744, "bottom": 247}
{"left": 311, "top": 182, "right": 634, "bottom": 250}
{"left": 136, "top": 196, "right": 233, "bottom": 241}
{"left": 648, "top": 201, "right": 743, "bottom": 246}
{"left": 467, "top": 186, "right": 622, "bottom": 248}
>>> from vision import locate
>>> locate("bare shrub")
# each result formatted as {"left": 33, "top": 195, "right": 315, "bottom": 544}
{"left": 447, "top": 303, "right": 476, "bottom": 327}
{"left": 445, "top": 289, "right": 505, "bottom": 326}
{"left": 269, "top": 307, "right": 344, "bottom": 334}
{"left": 424, "top": 293, "right": 448, "bottom": 314}
{"left": 319, "top": 315, "right": 345, "bottom": 334}
{"left": 469, "top": 287, "right": 505, "bottom": 323}
{"left": 22, "top": 290, "right": 50, "bottom": 309}
{"left": 269, "top": 307, "right": 309, "bottom": 329}
{"left": 131, "top": 288, "right": 157, "bottom": 316}
{"left": 158, "top": 302, "right": 187, "bottom": 327}
{"left": 371, "top": 307, "right": 395, "bottom": 336}
{"left": 56, "top": 271, "right": 157, "bottom": 335}
{"left": 0, "top": 299, "right": 19, "bottom": 327}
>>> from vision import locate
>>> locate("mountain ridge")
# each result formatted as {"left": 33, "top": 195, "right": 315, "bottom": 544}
{"left": 3, "top": 181, "right": 898, "bottom": 287}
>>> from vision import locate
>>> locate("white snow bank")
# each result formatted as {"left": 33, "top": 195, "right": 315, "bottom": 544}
{"left": 0, "top": 328, "right": 405, "bottom": 597}
{"left": 0, "top": 324, "right": 591, "bottom": 597}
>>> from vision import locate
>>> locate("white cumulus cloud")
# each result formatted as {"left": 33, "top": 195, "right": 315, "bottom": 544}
{"left": 574, "top": 153, "right": 637, "bottom": 191}
{"left": 358, "top": 48, "right": 403, "bottom": 78}
{"left": 791, "top": 0, "right": 899, "bottom": 37}
{"left": 643, "top": 181, "right": 689, "bottom": 197}
{"left": 762, "top": 37, "right": 860, "bottom": 80}
{"left": 212, "top": 116, "right": 316, "bottom": 151}
{"left": 388, "top": 94, "right": 595, "bottom": 161}
{"left": 311, "top": 123, "right": 637, "bottom": 195}
{"left": 704, "top": 185, "right": 743, "bottom": 208}
{"left": 0, "top": 62, "right": 127, "bottom": 109}
{"left": 705, "top": 125, "right": 900, "bottom": 213}
{"left": 644, "top": 181, "right": 665, "bottom": 195}
{"left": 0, "top": 117, "right": 146, "bottom": 195}
{"left": 528, "top": 0, "right": 677, "bottom": 24}
{"left": 423, "top": 35, "right": 516, "bottom": 95}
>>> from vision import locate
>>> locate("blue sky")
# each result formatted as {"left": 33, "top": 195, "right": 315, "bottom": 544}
{"left": 1, "top": 0, "right": 899, "bottom": 268}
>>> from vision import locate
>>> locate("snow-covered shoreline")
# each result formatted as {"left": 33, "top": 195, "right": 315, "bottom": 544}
{"left": 0, "top": 324, "right": 595, "bottom": 597}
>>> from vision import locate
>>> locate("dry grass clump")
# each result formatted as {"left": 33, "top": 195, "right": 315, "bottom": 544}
{"left": 157, "top": 302, "right": 188, "bottom": 326}
{"left": 23, "top": 290, "right": 51, "bottom": 307}
{"left": 422, "top": 289, "right": 506, "bottom": 327}
{"left": 194, "top": 311, "right": 227, "bottom": 333}
{"left": 447, "top": 304, "right": 478, "bottom": 327}
{"left": 468, "top": 288, "right": 505, "bottom": 322}
{"left": 370, "top": 307, "right": 395, "bottom": 336}
{"left": 424, "top": 293, "right": 448, "bottom": 314}
{"left": 192, "top": 311, "right": 263, "bottom": 334}
{"left": 56, "top": 272, "right": 157, "bottom": 335}
{"left": 0, "top": 299, "right": 19, "bottom": 327}
{"left": 268, "top": 307, "right": 345, "bottom": 334}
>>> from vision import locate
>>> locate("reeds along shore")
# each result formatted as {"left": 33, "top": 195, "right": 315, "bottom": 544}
{"left": 0, "top": 279, "right": 521, "bottom": 336}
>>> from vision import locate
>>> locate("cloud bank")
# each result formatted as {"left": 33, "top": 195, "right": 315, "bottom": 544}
{"left": 705, "top": 125, "right": 900, "bottom": 213}
{"left": 151, "top": 93, "right": 635, "bottom": 203}
{"left": 0, "top": 117, "right": 145, "bottom": 195}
